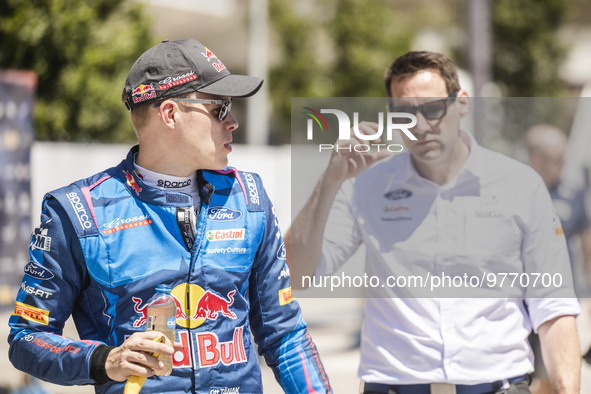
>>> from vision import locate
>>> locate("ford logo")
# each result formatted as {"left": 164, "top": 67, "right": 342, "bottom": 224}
{"left": 208, "top": 207, "right": 243, "bottom": 222}
{"left": 384, "top": 189, "right": 413, "bottom": 200}
{"left": 276, "top": 242, "right": 286, "bottom": 260}
{"left": 24, "top": 262, "right": 55, "bottom": 281}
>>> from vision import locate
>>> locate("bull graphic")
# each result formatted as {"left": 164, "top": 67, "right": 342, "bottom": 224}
{"left": 193, "top": 290, "right": 237, "bottom": 320}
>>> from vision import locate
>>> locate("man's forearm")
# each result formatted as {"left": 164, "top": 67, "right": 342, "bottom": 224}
{"left": 286, "top": 124, "right": 391, "bottom": 289}
{"left": 580, "top": 228, "right": 591, "bottom": 285}
{"left": 286, "top": 169, "right": 344, "bottom": 288}
{"left": 538, "top": 315, "right": 580, "bottom": 394}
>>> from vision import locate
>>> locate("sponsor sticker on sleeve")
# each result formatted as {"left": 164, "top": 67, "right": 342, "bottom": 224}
{"left": 278, "top": 287, "right": 294, "bottom": 306}
{"left": 13, "top": 301, "right": 50, "bottom": 325}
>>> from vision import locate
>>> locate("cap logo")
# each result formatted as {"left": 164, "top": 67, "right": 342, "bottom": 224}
{"left": 201, "top": 48, "right": 217, "bottom": 62}
{"left": 158, "top": 71, "right": 197, "bottom": 91}
{"left": 132, "top": 83, "right": 156, "bottom": 104}
{"left": 132, "top": 84, "right": 154, "bottom": 96}
{"left": 201, "top": 47, "right": 226, "bottom": 73}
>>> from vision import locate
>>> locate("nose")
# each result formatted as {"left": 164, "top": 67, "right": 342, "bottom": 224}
{"left": 224, "top": 111, "right": 239, "bottom": 132}
{"left": 411, "top": 111, "right": 431, "bottom": 137}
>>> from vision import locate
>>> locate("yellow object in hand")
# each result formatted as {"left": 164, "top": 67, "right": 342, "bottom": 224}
{"left": 123, "top": 335, "right": 166, "bottom": 394}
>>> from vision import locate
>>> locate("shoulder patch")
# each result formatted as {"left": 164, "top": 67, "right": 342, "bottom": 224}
{"left": 49, "top": 185, "right": 99, "bottom": 238}
{"left": 207, "top": 169, "right": 265, "bottom": 212}
{"left": 238, "top": 171, "right": 264, "bottom": 212}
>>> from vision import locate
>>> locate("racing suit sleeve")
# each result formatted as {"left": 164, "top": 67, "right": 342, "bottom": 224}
{"left": 8, "top": 195, "right": 105, "bottom": 385}
{"left": 247, "top": 174, "right": 332, "bottom": 393}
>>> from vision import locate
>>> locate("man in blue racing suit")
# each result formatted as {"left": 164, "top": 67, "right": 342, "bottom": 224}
{"left": 8, "top": 38, "right": 332, "bottom": 394}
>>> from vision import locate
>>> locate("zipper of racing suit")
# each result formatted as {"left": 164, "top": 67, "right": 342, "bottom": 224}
{"left": 176, "top": 204, "right": 198, "bottom": 392}
{"left": 177, "top": 172, "right": 213, "bottom": 392}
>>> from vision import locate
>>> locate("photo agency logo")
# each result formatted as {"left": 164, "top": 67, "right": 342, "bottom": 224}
{"left": 302, "top": 106, "right": 418, "bottom": 152}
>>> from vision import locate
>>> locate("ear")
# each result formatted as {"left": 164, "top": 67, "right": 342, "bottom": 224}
{"left": 456, "top": 89, "right": 470, "bottom": 118}
{"left": 156, "top": 100, "right": 177, "bottom": 130}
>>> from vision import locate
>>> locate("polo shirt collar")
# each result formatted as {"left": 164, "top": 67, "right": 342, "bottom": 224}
{"left": 401, "top": 130, "right": 487, "bottom": 185}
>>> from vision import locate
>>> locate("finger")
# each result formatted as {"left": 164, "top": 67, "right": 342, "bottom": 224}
{"left": 122, "top": 360, "right": 157, "bottom": 378}
{"left": 129, "top": 330, "right": 167, "bottom": 341}
{"left": 135, "top": 338, "right": 174, "bottom": 357}
{"left": 127, "top": 333, "right": 174, "bottom": 356}
{"left": 369, "top": 150, "right": 393, "bottom": 162}
{"left": 355, "top": 122, "right": 382, "bottom": 143}
{"left": 357, "top": 121, "right": 379, "bottom": 131}
{"left": 127, "top": 349, "right": 164, "bottom": 371}
{"left": 173, "top": 341, "right": 184, "bottom": 351}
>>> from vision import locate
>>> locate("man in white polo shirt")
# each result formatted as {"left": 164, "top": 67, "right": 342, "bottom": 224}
{"left": 286, "top": 51, "right": 581, "bottom": 393}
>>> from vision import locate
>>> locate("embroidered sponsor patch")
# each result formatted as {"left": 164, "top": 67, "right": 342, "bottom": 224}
{"left": 13, "top": 301, "right": 49, "bottom": 325}
{"left": 206, "top": 229, "right": 245, "bottom": 242}
{"left": 102, "top": 219, "right": 153, "bottom": 235}
{"left": 24, "top": 262, "right": 54, "bottom": 281}
{"left": 207, "top": 207, "right": 242, "bottom": 222}
{"left": 384, "top": 189, "right": 412, "bottom": 200}
{"left": 278, "top": 287, "right": 294, "bottom": 306}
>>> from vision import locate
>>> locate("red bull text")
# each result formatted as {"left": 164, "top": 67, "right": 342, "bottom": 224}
{"left": 173, "top": 327, "right": 247, "bottom": 369}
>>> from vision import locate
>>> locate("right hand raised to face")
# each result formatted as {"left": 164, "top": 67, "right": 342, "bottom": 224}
{"left": 326, "top": 121, "right": 393, "bottom": 184}
{"left": 104, "top": 331, "right": 181, "bottom": 382}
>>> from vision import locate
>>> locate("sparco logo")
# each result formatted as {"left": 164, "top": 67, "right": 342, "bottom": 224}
{"left": 157, "top": 179, "right": 192, "bottom": 188}
{"left": 208, "top": 207, "right": 242, "bottom": 222}
{"left": 243, "top": 173, "right": 259, "bottom": 204}
{"left": 67, "top": 192, "right": 92, "bottom": 229}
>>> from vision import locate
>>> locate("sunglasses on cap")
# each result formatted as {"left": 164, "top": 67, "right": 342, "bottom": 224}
{"left": 153, "top": 98, "right": 232, "bottom": 121}
{"left": 387, "top": 91, "right": 458, "bottom": 123}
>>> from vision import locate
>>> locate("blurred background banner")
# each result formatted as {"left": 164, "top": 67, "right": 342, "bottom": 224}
{"left": 0, "top": 71, "right": 36, "bottom": 311}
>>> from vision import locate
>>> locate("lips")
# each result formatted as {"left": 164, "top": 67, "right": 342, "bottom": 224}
{"left": 224, "top": 141, "right": 232, "bottom": 152}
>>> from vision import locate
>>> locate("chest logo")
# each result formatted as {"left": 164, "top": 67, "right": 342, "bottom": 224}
{"left": 384, "top": 189, "right": 412, "bottom": 200}
{"left": 207, "top": 207, "right": 242, "bottom": 222}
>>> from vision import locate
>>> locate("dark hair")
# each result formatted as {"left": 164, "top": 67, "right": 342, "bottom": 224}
{"left": 384, "top": 51, "right": 460, "bottom": 96}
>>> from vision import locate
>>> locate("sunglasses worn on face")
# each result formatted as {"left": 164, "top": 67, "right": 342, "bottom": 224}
{"left": 388, "top": 91, "right": 458, "bottom": 123}
{"left": 153, "top": 98, "right": 232, "bottom": 121}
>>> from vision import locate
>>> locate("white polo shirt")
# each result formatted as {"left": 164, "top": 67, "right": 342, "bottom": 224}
{"left": 317, "top": 131, "right": 580, "bottom": 385}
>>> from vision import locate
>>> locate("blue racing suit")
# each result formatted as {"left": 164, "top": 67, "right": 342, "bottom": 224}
{"left": 8, "top": 146, "right": 331, "bottom": 394}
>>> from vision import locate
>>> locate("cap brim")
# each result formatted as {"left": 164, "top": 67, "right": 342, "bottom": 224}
{"left": 198, "top": 74, "right": 263, "bottom": 98}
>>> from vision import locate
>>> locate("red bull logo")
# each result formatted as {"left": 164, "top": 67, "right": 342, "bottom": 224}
{"left": 173, "top": 330, "right": 192, "bottom": 368}
{"left": 193, "top": 290, "right": 237, "bottom": 320}
{"left": 132, "top": 284, "right": 246, "bottom": 370}
{"left": 123, "top": 170, "right": 142, "bottom": 196}
{"left": 131, "top": 83, "right": 156, "bottom": 104}
{"left": 132, "top": 83, "right": 154, "bottom": 96}
{"left": 173, "top": 327, "right": 247, "bottom": 369}
{"left": 201, "top": 47, "right": 226, "bottom": 73}
{"left": 133, "top": 284, "right": 238, "bottom": 329}
{"left": 197, "top": 326, "right": 246, "bottom": 367}
{"left": 172, "top": 294, "right": 189, "bottom": 320}
{"left": 201, "top": 48, "right": 217, "bottom": 62}
{"left": 175, "top": 284, "right": 240, "bottom": 329}
{"left": 132, "top": 297, "right": 148, "bottom": 327}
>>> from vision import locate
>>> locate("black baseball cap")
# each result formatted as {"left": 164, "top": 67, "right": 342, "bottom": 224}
{"left": 123, "top": 39, "right": 263, "bottom": 111}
